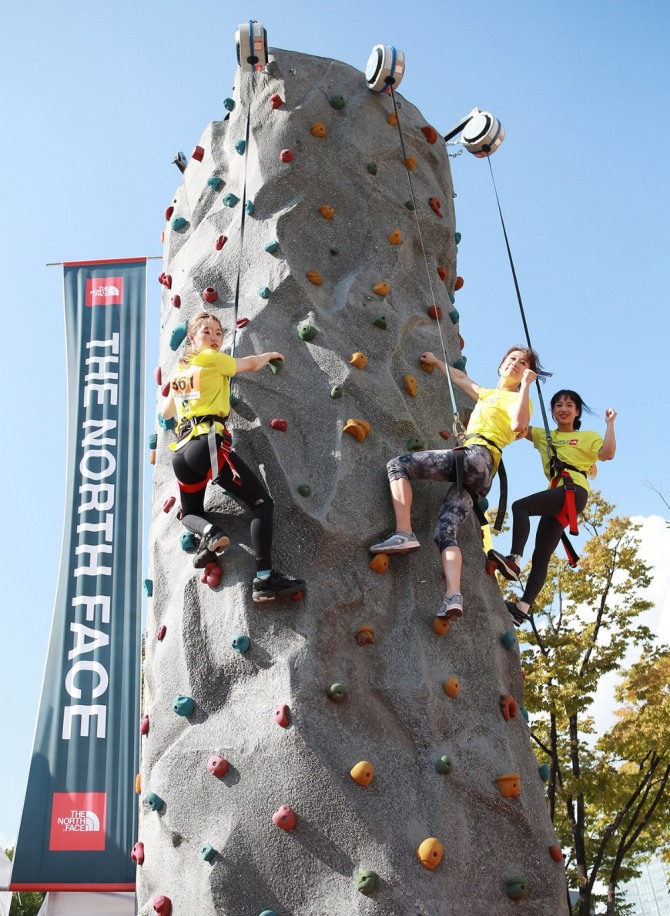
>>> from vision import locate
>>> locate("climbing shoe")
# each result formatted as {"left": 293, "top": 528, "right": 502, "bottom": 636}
{"left": 369, "top": 531, "right": 420, "bottom": 554}
{"left": 193, "top": 527, "right": 230, "bottom": 569}
{"left": 487, "top": 549, "right": 520, "bottom": 582}
{"left": 506, "top": 600, "right": 531, "bottom": 627}
{"left": 436, "top": 593, "right": 463, "bottom": 621}
{"left": 252, "top": 570, "right": 306, "bottom": 602}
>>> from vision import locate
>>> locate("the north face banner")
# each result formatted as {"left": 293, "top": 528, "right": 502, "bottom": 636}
{"left": 10, "top": 258, "right": 146, "bottom": 891}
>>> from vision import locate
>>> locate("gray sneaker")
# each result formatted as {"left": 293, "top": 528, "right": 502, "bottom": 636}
{"left": 369, "top": 531, "right": 420, "bottom": 554}
{"left": 437, "top": 593, "right": 463, "bottom": 621}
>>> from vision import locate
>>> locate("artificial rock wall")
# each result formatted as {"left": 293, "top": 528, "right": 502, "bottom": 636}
{"left": 138, "top": 47, "right": 569, "bottom": 916}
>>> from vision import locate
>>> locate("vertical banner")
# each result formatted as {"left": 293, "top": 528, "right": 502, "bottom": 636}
{"left": 11, "top": 258, "right": 146, "bottom": 891}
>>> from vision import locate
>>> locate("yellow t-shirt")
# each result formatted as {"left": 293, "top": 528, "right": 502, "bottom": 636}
{"left": 530, "top": 427, "right": 603, "bottom": 492}
{"left": 169, "top": 349, "right": 237, "bottom": 450}
{"left": 465, "top": 387, "right": 532, "bottom": 471}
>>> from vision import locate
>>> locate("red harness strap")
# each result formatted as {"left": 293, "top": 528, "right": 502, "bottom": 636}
{"left": 177, "top": 433, "right": 242, "bottom": 493}
{"left": 551, "top": 470, "right": 579, "bottom": 536}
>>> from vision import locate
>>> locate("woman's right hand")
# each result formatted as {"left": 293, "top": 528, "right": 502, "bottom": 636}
{"left": 521, "top": 368, "right": 537, "bottom": 386}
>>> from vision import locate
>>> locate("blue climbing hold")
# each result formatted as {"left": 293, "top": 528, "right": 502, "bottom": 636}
{"left": 538, "top": 763, "right": 551, "bottom": 782}
{"left": 170, "top": 321, "right": 188, "bottom": 351}
{"left": 259, "top": 287, "right": 270, "bottom": 299}
{"left": 448, "top": 292, "right": 456, "bottom": 304}
{"left": 223, "top": 98, "right": 235, "bottom": 111}
{"left": 265, "top": 240, "right": 279, "bottom": 253}
{"left": 201, "top": 844, "right": 215, "bottom": 862}
{"left": 148, "top": 433, "right": 158, "bottom": 450}
{"left": 448, "top": 309, "right": 460, "bottom": 324}
{"left": 520, "top": 706, "right": 529, "bottom": 723}
{"left": 232, "top": 634, "right": 250, "bottom": 654}
{"left": 259, "top": 912, "right": 276, "bottom": 916}
{"left": 173, "top": 695, "right": 195, "bottom": 716}
{"left": 207, "top": 176, "right": 223, "bottom": 191}
{"left": 501, "top": 630, "right": 517, "bottom": 650}
{"left": 145, "top": 792, "right": 164, "bottom": 812}
{"left": 171, "top": 216, "right": 188, "bottom": 231}
{"left": 454, "top": 231, "right": 462, "bottom": 244}
{"left": 246, "top": 200, "right": 254, "bottom": 215}
{"left": 180, "top": 532, "right": 197, "bottom": 550}
{"left": 235, "top": 139, "right": 246, "bottom": 155}
{"left": 223, "top": 193, "right": 239, "bottom": 208}
{"left": 452, "top": 357, "right": 467, "bottom": 371}
{"left": 144, "top": 579, "right": 153, "bottom": 597}
{"left": 158, "top": 413, "right": 176, "bottom": 431}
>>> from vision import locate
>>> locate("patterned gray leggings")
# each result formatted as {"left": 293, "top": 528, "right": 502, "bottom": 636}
{"left": 387, "top": 445, "right": 495, "bottom": 552}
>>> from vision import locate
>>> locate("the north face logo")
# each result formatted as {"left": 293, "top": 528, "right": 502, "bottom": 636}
{"left": 49, "top": 792, "right": 107, "bottom": 851}
{"left": 86, "top": 276, "right": 123, "bottom": 306}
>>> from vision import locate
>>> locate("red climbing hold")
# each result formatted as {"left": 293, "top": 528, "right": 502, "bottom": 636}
{"left": 272, "top": 804, "right": 297, "bottom": 831}
{"left": 279, "top": 149, "right": 294, "bottom": 163}
{"left": 207, "top": 755, "right": 230, "bottom": 777}
{"left": 270, "top": 94, "right": 284, "bottom": 109}
{"left": 427, "top": 305, "right": 443, "bottom": 320}
{"left": 549, "top": 845, "right": 564, "bottom": 863}
{"left": 154, "top": 366, "right": 162, "bottom": 385}
{"left": 271, "top": 419, "right": 288, "bottom": 432}
{"left": 192, "top": 145, "right": 204, "bottom": 162}
{"left": 158, "top": 273, "right": 172, "bottom": 289}
{"left": 171, "top": 295, "right": 181, "bottom": 309}
{"left": 161, "top": 381, "right": 170, "bottom": 397}
{"left": 236, "top": 317, "right": 249, "bottom": 329}
{"left": 153, "top": 896, "right": 172, "bottom": 916}
{"left": 164, "top": 206, "right": 174, "bottom": 221}
{"left": 437, "top": 266, "right": 448, "bottom": 281}
{"left": 455, "top": 276, "right": 464, "bottom": 291}
{"left": 140, "top": 715, "right": 150, "bottom": 736}
{"left": 292, "top": 590, "right": 303, "bottom": 601}
{"left": 215, "top": 235, "right": 227, "bottom": 251}
{"left": 156, "top": 624, "right": 167, "bottom": 641}
{"left": 163, "top": 496, "right": 176, "bottom": 513}
{"left": 275, "top": 704, "right": 290, "bottom": 728}
{"left": 500, "top": 694, "right": 519, "bottom": 722}
{"left": 202, "top": 287, "right": 218, "bottom": 303}
{"left": 428, "top": 197, "right": 443, "bottom": 218}
{"left": 421, "top": 125, "right": 438, "bottom": 144}
{"left": 131, "top": 841, "right": 145, "bottom": 865}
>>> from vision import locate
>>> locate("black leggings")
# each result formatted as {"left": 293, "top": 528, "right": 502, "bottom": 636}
{"left": 171, "top": 434, "right": 274, "bottom": 571}
{"left": 511, "top": 485, "right": 588, "bottom": 606}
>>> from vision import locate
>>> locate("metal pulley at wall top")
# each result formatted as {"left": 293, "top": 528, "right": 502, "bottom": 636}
{"left": 444, "top": 108, "right": 505, "bottom": 157}
{"left": 236, "top": 20, "right": 268, "bottom": 72}
{"left": 365, "top": 44, "right": 405, "bottom": 93}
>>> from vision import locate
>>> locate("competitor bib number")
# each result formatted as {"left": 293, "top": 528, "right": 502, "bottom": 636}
{"left": 171, "top": 367, "right": 202, "bottom": 401}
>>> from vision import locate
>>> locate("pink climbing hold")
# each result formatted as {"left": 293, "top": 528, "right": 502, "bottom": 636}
{"left": 140, "top": 714, "right": 150, "bottom": 736}
{"left": 215, "top": 235, "right": 227, "bottom": 251}
{"left": 207, "top": 755, "right": 230, "bottom": 777}
{"left": 202, "top": 561, "right": 221, "bottom": 588}
{"left": 164, "top": 206, "right": 174, "bottom": 221}
{"left": 130, "top": 841, "right": 145, "bottom": 865}
{"left": 163, "top": 496, "right": 176, "bottom": 513}
{"left": 279, "top": 149, "right": 294, "bottom": 163}
{"left": 192, "top": 145, "right": 204, "bottom": 162}
{"left": 270, "top": 94, "right": 284, "bottom": 109}
{"left": 171, "top": 294, "right": 181, "bottom": 309}
{"left": 455, "top": 276, "right": 464, "bottom": 290}
{"left": 161, "top": 381, "right": 170, "bottom": 397}
{"left": 275, "top": 704, "right": 290, "bottom": 728}
{"left": 156, "top": 624, "right": 167, "bottom": 641}
{"left": 428, "top": 197, "right": 443, "bottom": 218}
{"left": 236, "top": 317, "right": 249, "bottom": 329}
{"left": 154, "top": 366, "right": 162, "bottom": 385}
{"left": 272, "top": 804, "right": 297, "bottom": 831}
{"left": 158, "top": 273, "right": 172, "bottom": 289}
{"left": 202, "top": 287, "right": 218, "bottom": 303}
{"left": 271, "top": 419, "right": 288, "bottom": 432}
{"left": 153, "top": 896, "right": 171, "bottom": 916}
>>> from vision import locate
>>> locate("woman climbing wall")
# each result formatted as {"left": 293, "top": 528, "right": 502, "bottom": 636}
{"left": 370, "top": 345, "right": 550, "bottom": 621}
{"left": 488, "top": 389, "right": 616, "bottom": 624}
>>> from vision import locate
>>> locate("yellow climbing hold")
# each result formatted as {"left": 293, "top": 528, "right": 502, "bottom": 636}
{"left": 310, "top": 122, "right": 327, "bottom": 138}
{"left": 403, "top": 374, "right": 418, "bottom": 397}
{"left": 306, "top": 270, "right": 323, "bottom": 286}
{"left": 387, "top": 112, "right": 398, "bottom": 125}
{"left": 349, "top": 352, "right": 367, "bottom": 369}
{"left": 372, "top": 281, "right": 390, "bottom": 296}
{"left": 387, "top": 228, "right": 402, "bottom": 245}
{"left": 343, "top": 419, "right": 370, "bottom": 442}
{"left": 417, "top": 838, "right": 444, "bottom": 870}
{"left": 350, "top": 761, "right": 375, "bottom": 786}
{"left": 443, "top": 676, "right": 460, "bottom": 698}
{"left": 369, "top": 554, "right": 389, "bottom": 574}
{"left": 319, "top": 205, "right": 334, "bottom": 219}
{"left": 403, "top": 156, "right": 417, "bottom": 170}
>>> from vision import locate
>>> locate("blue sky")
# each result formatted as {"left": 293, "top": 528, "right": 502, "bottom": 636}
{"left": 1, "top": 0, "right": 669, "bottom": 849}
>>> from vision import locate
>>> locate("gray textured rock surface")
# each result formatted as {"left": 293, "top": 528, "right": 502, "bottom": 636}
{"left": 139, "top": 48, "right": 568, "bottom": 916}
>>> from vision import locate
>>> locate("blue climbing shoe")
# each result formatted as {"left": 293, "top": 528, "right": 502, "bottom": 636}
{"left": 369, "top": 531, "right": 420, "bottom": 554}
{"left": 437, "top": 593, "right": 463, "bottom": 621}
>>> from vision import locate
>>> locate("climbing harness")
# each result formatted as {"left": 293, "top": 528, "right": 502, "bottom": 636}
{"left": 175, "top": 420, "right": 242, "bottom": 492}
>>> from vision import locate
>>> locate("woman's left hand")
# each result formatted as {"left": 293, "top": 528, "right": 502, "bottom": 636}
{"left": 605, "top": 408, "right": 617, "bottom": 423}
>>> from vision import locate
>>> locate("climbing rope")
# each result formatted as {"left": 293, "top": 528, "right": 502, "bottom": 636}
{"left": 230, "top": 71, "right": 254, "bottom": 360}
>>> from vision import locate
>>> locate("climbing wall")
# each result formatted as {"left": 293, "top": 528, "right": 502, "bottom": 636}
{"left": 138, "top": 48, "right": 568, "bottom": 916}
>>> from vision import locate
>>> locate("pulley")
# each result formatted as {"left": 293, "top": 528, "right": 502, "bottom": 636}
{"left": 443, "top": 108, "right": 505, "bottom": 157}
{"left": 236, "top": 20, "right": 268, "bottom": 72}
{"left": 365, "top": 44, "right": 405, "bottom": 93}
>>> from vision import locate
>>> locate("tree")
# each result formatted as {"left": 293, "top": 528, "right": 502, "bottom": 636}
{"left": 2, "top": 849, "right": 44, "bottom": 916}
{"left": 507, "top": 492, "right": 670, "bottom": 916}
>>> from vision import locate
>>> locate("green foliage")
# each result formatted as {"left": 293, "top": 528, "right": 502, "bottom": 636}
{"left": 3, "top": 849, "right": 45, "bottom": 916}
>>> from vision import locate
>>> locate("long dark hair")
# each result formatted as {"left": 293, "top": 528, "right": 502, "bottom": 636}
{"left": 498, "top": 345, "right": 552, "bottom": 384}
{"left": 550, "top": 389, "right": 593, "bottom": 430}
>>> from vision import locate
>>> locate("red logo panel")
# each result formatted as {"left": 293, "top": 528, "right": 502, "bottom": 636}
{"left": 49, "top": 792, "right": 107, "bottom": 851}
{"left": 85, "top": 276, "right": 124, "bottom": 306}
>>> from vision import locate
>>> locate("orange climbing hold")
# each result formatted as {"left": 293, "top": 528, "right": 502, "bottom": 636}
{"left": 372, "top": 281, "right": 390, "bottom": 296}
{"left": 455, "top": 276, "right": 464, "bottom": 290}
{"left": 403, "top": 374, "right": 418, "bottom": 397}
{"left": 403, "top": 156, "right": 417, "bottom": 170}
{"left": 369, "top": 554, "right": 389, "bottom": 574}
{"left": 420, "top": 357, "right": 434, "bottom": 373}
{"left": 443, "top": 677, "right": 460, "bottom": 698}
{"left": 500, "top": 695, "right": 519, "bottom": 721}
{"left": 355, "top": 625, "right": 375, "bottom": 645}
{"left": 417, "top": 838, "right": 444, "bottom": 870}
{"left": 421, "top": 125, "right": 438, "bottom": 144}
{"left": 319, "top": 205, "right": 334, "bottom": 219}
{"left": 485, "top": 559, "right": 497, "bottom": 576}
{"left": 135, "top": 773, "right": 141, "bottom": 794}
{"left": 350, "top": 761, "right": 375, "bottom": 786}
{"left": 349, "top": 352, "right": 367, "bottom": 369}
{"left": 427, "top": 305, "right": 443, "bottom": 320}
{"left": 387, "top": 228, "right": 402, "bottom": 245}
{"left": 496, "top": 773, "right": 521, "bottom": 798}
{"left": 387, "top": 112, "right": 398, "bottom": 125}
{"left": 428, "top": 197, "right": 443, "bottom": 217}
{"left": 437, "top": 266, "right": 448, "bottom": 281}
{"left": 549, "top": 845, "right": 564, "bottom": 863}
{"left": 306, "top": 270, "right": 323, "bottom": 286}
{"left": 343, "top": 419, "right": 368, "bottom": 442}
{"left": 310, "top": 122, "right": 327, "bottom": 138}
{"left": 433, "top": 616, "right": 450, "bottom": 636}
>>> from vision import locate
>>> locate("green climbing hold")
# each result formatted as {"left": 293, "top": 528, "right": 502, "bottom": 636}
{"left": 171, "top": 216, "right": 188, "bottom": 231}
{"left": 327, "top": 683, "right": 347, "bottom": 702}
{"left": 180, "top": 532, "right": 197, "bottom": 551}
{"left": 246, "top": 200, "right": 254, "bottom": 215}
{"left": 265, "top": 240, "right": 279, "bottom": 253}
{"left": 207, "top": 176, "right": 223, "bottom": 191}
{"left": 268, "top": 358, "right": 283, "bottom": 374}
{"left": 259, "top": 287, "right": 270, "bottom": 299}
{"left": 235, "top": 139, "right": 246, "bottom": 155}
{"left": 366, "top": 163, "right": 377, "bottom": 175}
{"left": 538, "top": 763, "right": 551, "bottom": 782}
{"left": 144, "top": 579, "right": 153, "bottom": 597}
{"left": 298, "top": 322, "right": 316, "bottom": 341}
{"left": 330, "top": 94, "right": 345, "bottom": 110}
{"left": 329, "top": 247, "right": 339, "bottom": 256}
{"left": 355, "top": 870, "right": 377, "bottom": 896}
{"left": 223, "top": 193, "right": 239, "bottom": 208}
{"left": 330, "top": 385, "right": 343, "bottom": 399}
{"left": 448, "top": 309, "right": 460, "bottom": 324}
{"left": 506, "top": 877, "right": 529, "bottom": 901}
{"left": 407, "top": 436, "right": 425, "bottom": 451}
{"left": 170, "top": 321, "right": 188, "bottom": 351}
{"left": 232, "top": 634, "right": 250, "bottom": 654}
{"left": 404, "top": 200, "right": 415, "bottom": 210}
{"left": 200, "top": 844, "right": 215, "bottom": 862}
{"left": 452, "top": 357, "right": 467, "bottom": 372}
{"left": 148, "top": 433, "right": 158, "bottom": 450}
{"left": 501, "top": 630, "right": 517, "bottom": 650}
{"left": 435, "top": 755, "right": 453, "bottom": 774}
{"left": 223, "top": 97, "right": 235, "bottom": 112}
{"left": 173, "top": 695, "right": 195, "bottom": 716}
{"left": 297, "top": 484, "right": 312, "bottom": 497}
{"left": 372, "top": 315, "right": 387, "bottom": 330}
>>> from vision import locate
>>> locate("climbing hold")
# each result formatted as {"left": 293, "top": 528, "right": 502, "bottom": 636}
{"left": 298, "top": 321, "right": 316, "bottom": 341}
{"left": 171, "top": 295, "right": 181, "bottom": 309}
{"left": 330, "top": 94, "right": 345, "bottom": 109}
{"left": 549, "top": 845, "right": 564, "bottom": 863}
{"left": 433, "top": 616, "right": 450, "bottom": 636}
{"left": 369, "top": 553, "right": 389, "bottom": 574}
{"left": 437, "top": 266, "right": 448, "bottom": 281}
{"left": 272, "top": 805, "right": 297, "bottom": 832}
{"left": 223, "top": 193, "right": 239, "bottom": 207}
{"left": 506, "top": 877, "right": 529, "bottom": 901}
{"left": 148, "top": 433, "right": 158, "bottom": 450}
{"left": 417, "top": 838, "right": 443, "bottom": 870}
{"left": 135, "top": 774, "right": 141, "bottom": 794}
{"left": 366, "top": 162, "right": 377, "bottom": 175}
{"left": 152, "top": 895, "right": 172, "bottom": 916}
{"left": 131, "top": 841, "right": 145, "bottom": 865}
{"left": 500, "top": 695, "right": 519, "bottom": 721}
{"left": 329, "top": 247, "right": 339, "bottom": 256}
{"left": 180, "top": 531, "right": 196, "bottom": 550}
{"left": 355, "top": 625, "right": 375, "bottom": 646}
{"left": 372, "top": 315, "right": 387, "bottom": 330}
{"left": 154, "top": 366, "right": 162, "bottom": 385}
{"left": 164, "top": 206, "right": 174, "bottom": 221}
{"left": 144, "top": 579, "right": 153, "bottom": 597}
{"left": 538, "top": 763, "right": 551, "bottom": 782}
{"left": 455, "top": 276, "right": 464, "bottom": 291}
{"left": 350, "top": 761, "right": 375, "bottom": 786}
{"left": 215, "top": 235, "right": 227, "bottom": 250}
{"left": 259, "top": 286, "right": 270, "bottom": 299}
{"left": 349, "top": 352, "right": 367, "bottom": 369}
{"left": 387, "top": 112, "right": 398, "bottom": 125}
{"left": 270, "top": 418, "right": 288, "bottom": 432}
{"left": 496, "top": 773, "right": 521, "bottom": 798}
{"left": 207, "top": 176, "right": 223, "bottom": 191}
{"left": 452, "top": 357, "right": 467, "bottom": 372}
{"left": 420, "top": 356, "right": 434, "bottom": 373}
{"left": 171, "top": 216, "right": 188, "bottom": 231}
{"left": 455, "top": 231, "right": 462, "bottom": 244}
{"left": 435, "top": 755, "right": 453, "bottom": 774}
{"left": 160, "top": 381, "right": 170, "bottom": 398}
{"left": 403, "top": 374, "right": 418, "bottom": 397}
{"left": 501, "top": 630, "right": 517, "bottom": 650}
{"left": 268, "top": 358, "right": 283, "bottom": 374}
{"left": 387, "top": 228, "right": 402, "bottom": 244}
{"left": 140, "top": 714, "right": 150, "bottom": 736}
{"left": 223, "top": 97, "right": 235, "bottom": 112}
{"left": 158, "top": 413, "right": 176, "bottom": 431}
{"left": 310, "top": 122, "right": 327, "bottom": 137}
{"left": 191, "top": 145, "right": 204, "bottom": 162}
{"left": 448, "top": 292, "right": 456, "bottom": 304}
{"left": 246, "top": 200, "right": 254, "bottom": 215}
{"left": 319, "top": 205, "right": 334, "bottom": 219}
{"left": 172, "top": 695, "right": 194, "bottom": 717}
{"left": 145, "top": 792, "right": 164, "bottom": 812}
{"left": 428, "top": 197, "right": 443, "bottom": 217}
{"left": 403, "top": 156, "right": 417, "bottom": 170}
{"left": 520, "top": 706, "right": 529, "bottom": 723}
{"left": 297, "top": 484, "right": 311, "bottom": 497}
{"left": 264, "top": 240, "right": 279, "bottom": 253}
{"left": 327, "top": 683, "right": 346, "bottom": 702}
{"left": 149, "top": 451, "right": 156, "bottom": 465}
{"left": 202, "top": 563, "right": 219, "bottom": 587}
{"left": 201, "top": 844, "right": 215, "bottom": 862}
{"left": 156, "top": 624, "right": 166, "bottom": 641}
{"left": 169, "top": 322, "right": 188, "bottom": 352}
{"left": 279, "top": 149, "right": 294, "bottom": 163}
{"left": 234, "top": 139, "right": 246, "bottom": 155}
{"left": 306, "top": 270, "right": 323, "bottom": 286}
{"left": 330, "top": 385, "right": 343, "bottom": 399}
{"left": 208, "top": 755, "right": 229, "bottom": 778}
{"left": 407, "top": 436, "right": 425, "bottom": 451}
{"left": 449, "top": 309, "right": 460, "bottom": 325}
{"left": 232, "top": 634, "right": 250, "bottom": 654}
{"left": 356, "top": 870, "right": 377, "bottom": 896}
{"left": 404, "top": 200, "right": 415, "bottom": 210}
{"left": 202, "top": 287, "right": 218, "bottom": 304}
{"left": 270, "top": 93, "right": 283, "bottom": 109}
{"left": 421, "top": 125, "right": 438, "bottom": 144}
{"left": 372, "top": 281, "right": 390, "bottom": 296}
{"left": 343, "top": 419, "right": 368, "bottom": 442}
{"left": 158, "top": 272, "right": 172, "bottom": 289}
{"left": 259, "top": 912, "right": 277, "bottom": 916}
{"left": 443, "top": 677, "right": 460, "bottom": 698}
{"left": 275, "top": 704, "right": 290, "bottom": 728}
{"left": 427, "top": 305, "right": 442, "bottom": 320}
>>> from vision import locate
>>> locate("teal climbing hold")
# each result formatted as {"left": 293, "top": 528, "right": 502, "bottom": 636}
{"left": 506, "top": 877, "right": 529, "bottom": 901}
{"left": 259, "top": 912, "right": 276, "bottom": 916}
{"left": 404, "top": 200, "right": 415, "bottom": 210}
{"left": 235, "top": 139, "right": 246, "bottom": 155}
{"left": 298, "top": 322, "right": 316, "bottom": 341}
{"left": 355, "top": 870, "right": 377, "bottom": 896}
{"left": 330, "top": 94, "right": 345, "bottom": 109}
{"left": 232, "top": 634, "right": 250, "bottom": 654}
{"left": 477, "top": 496, "right": 489, "bottom": 513}
{"left": 452, "top": 357, "right": 467, "bottom": 371}
{"left": 435, "top": 755, "right": 453, "bottom": 774}
{"left": 145, "top": 792, "right": 164, "bottom": 812}
{"left": 501, "top": 630, "right": 517, "bottom": 650}
{"left": 407, "top": 436, "right": 425, "bottom": 451}
{"left": 366, "top": 163, "right": 377, "bottom": 175}
{"left": 448, "top": 292, "right": 456, "bottom": 305}
{"left": 297, "top": 484, "right": 311, "bottom": 497}
{"left": 449, "top": 309, "right": 460, "bottom": 324}
{"left": 268, "top": 358, "right": 283, "bottom": 374}
{"left": 230, "top": 393, "right": 240, "bottom": 408}
{"left": 538, "top": 763, "right": 551, "bottom": 782}
{"left": 158, "top": 413, "right": 176, "bottom": 431}
{"left": 259, "top": 286, "right": 270, "bottom": 299}
{"left": 200, "top": 844, "right": 215, "bottom": 862}
{"left": 520, "top": 706, "right": 529, "bottom": 723}
{"left": 180, "top": 532, "right": 197, "bottom": 550}
{"left": 171, "top": 216, "right": 188, "bottom": 231}
{"left": 330, "top": 385, "right": 343, "bottom": 399}
{"left": 148, "top": 433, "right": 158, "bottom": 450}
{"left": 170, "top": 321, "right": 188, "bottom": 351}
{"left": 144, "top": 579, "right": 153, "bottom": 597}
{"left": 327, "top": 683, "right": 347, "bottom": 702}
{"left": 372, "top": 315, "right": 387, "bottom": 330}
{"left": 207, "top": 176, "right": 223, "bottom": 191}
{"left": 223, "top": 193, "right": 239, "bottom": 207}
{"left": 454, "top": 231, "right": 462, "bottom": 244}
{"left": 246, "top": 200, "right": 254, "bottom": 215}
{"left": 265, "top": 240, "right": 279, "bottom": 253}
{"left": 223, "top": 97, "right": 235, "bottom": 111}
{"left": 173, "top": 695, "right": 194, "bottom": 716}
